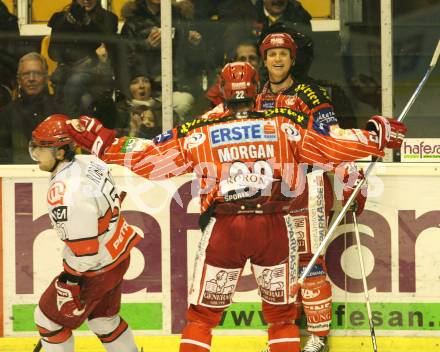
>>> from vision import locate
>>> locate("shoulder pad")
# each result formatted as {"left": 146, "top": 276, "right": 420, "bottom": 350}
{"left": 294, "top": 82, "right": 331, "bottom": 108}
{"left": 261, "top": 107, "right": 309, "bottom": 128}
{"left": 177, "top": 113, "right": 234, "bottom": 137}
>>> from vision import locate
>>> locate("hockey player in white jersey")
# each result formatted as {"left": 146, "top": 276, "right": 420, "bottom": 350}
{"left": 29, "top": 114, "right": 141, "bottom": 352}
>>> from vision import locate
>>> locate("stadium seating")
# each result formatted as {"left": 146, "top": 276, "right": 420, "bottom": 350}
{"left": 109, "top": 0, "right": 127, "bottom": 21}
{"left": 31, "top": 0, "right": 70, "bottom": 23}
{"left": 301, "top": 0, "right": 332, "bottom": 18}
{"left": 3, "top": 0, "right": 15, "bottom": 14}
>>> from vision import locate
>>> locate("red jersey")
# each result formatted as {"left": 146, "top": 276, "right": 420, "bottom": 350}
{"left": 256, "top": 80, "right": 339, "bottom": 136}
{"left": 102, "top": 108, "right": 382, "bottom": 213}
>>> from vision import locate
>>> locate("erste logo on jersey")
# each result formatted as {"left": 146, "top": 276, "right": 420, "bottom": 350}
{"left": 47, "top": 181, "right": 66, "bottom": 206}
{"left": 209, "top": 121, "right": 278, "bottom": 147}
{"left": 281, "top": 123, "right": 301, "bottom": 141}
{"left": 184, "top": 132, "right": 206, "bottom": 150}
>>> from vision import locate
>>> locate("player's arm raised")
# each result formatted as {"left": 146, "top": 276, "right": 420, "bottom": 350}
{"left": 296, "top": 115, "right": 407, "bottom": 164}
{"left": 67, "top": 116, "right": 193, "bottom": 179}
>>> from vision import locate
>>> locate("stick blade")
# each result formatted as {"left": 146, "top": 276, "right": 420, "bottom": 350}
{"left": 430, "top": 39, "right": 440, "bottom": 67}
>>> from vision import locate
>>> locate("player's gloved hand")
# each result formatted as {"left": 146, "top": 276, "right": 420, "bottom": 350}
{"left": 366, "top": 115, "right": 407, "bottom": 150}
{"left": 66, "top": 116, "right": 116, "bottom": 157}
{"left": 343, "top": 169, "right": 367, "bottom": 216}
{"left": 55, "top": 273, "right": 85, "bottom": 318}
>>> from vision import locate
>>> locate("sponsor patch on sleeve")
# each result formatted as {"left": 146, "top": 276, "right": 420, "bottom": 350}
{"left": 312, "top": 107, "right": 337, "bottom": 136}
{"left": 153, "top": 130, "right": 174, "bottom": 144}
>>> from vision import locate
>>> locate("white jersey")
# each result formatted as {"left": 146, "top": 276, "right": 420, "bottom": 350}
{"left": 47, "top": 155, "right": 141, "bottom": 276}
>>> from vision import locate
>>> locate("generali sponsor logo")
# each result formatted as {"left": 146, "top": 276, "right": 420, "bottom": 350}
{"left": 401, "top": 138, "right": 440, "bottom": 162}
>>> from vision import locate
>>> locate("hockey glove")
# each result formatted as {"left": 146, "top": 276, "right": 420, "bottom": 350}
{"left": 366, "top": 115, "right": 407, "bottom": 150}
{"left": 66, "top": 116, "right": 116, "bottom": 157}
{"left": 342, "top": 168, "right": 367, "bottom": 216}
{"left": 55, "top": 273, "right": 85, "bottom": 318}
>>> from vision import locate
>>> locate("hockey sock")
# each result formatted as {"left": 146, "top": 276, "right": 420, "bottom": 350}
{"left": 180, "top": 321, "right": 213, "bottom": 352}
{"left": 267, "top": 322, "right": 300, "bottom": 352}
{"left": 101, "top": 327, "right": 138, "bottom": 352}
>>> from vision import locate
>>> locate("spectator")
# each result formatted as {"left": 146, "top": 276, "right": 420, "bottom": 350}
{"left": 0, "top": 0, "right": 20, "bottom": 93}
{"left": 48, "top": 0, "right": 118, "bottom": 117}
{"left": 254, "top": 0, "right": 312, "bottom": 38}
{"left": 120, "top": 0, "right": 203, "bottom": 120}
{"left": 206, "top": 39, "right": 261, "bottom": 107}
{"left": 115, "top": 70, "right": 163, "bottom": 139}
{"left": 193, "top": 0, "right": 256, "bottom": 72}
{"left": 0, "top": 53, "right": 63, "bottom": 163}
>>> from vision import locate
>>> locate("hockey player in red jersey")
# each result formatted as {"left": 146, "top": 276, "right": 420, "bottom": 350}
{"left": 257, "top": 32, "right": 368, "bottom": 352}
{"left": 29, "top": 115, "right": 141, "bottom": 352}
{"left": 66, "top": 62, "right": 406, "bottom": 352}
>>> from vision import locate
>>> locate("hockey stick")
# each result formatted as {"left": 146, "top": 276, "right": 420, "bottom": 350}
{"left": 32, "top": 339, "right": 42, "bottom": 352}
{"left": 292, "top": 39, "right": 440, "bottom": 292}
{"left": 353, "top": 211, "right": 378, "bottom": 352}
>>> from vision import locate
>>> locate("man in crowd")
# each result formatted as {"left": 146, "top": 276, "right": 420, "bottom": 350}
{"left": 205, "top": 39, "right": 261, "bottom": 107}
{"left": 0, "top": 52, "right": 62, "bottom": 163}
{"left": 65, "top": 62, "right": 406, "bottom": 352}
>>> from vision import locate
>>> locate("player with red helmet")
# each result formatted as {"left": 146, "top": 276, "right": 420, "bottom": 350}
{"left": 220, "top": 61, "right": 259, "bottom": 105}
{"left": 66, "top": 61, "right": 406, "bottom": 352}
{"left": 257, "top": 32, "right": 369, "bottom": 352}
{"left": 30, "top": 115, "right": 140, "bottom": 352}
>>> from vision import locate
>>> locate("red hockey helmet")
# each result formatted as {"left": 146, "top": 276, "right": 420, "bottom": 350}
{"left": 220, "top": 62, "right": 259, "bottom": 103}
{"left": 31, "top": 114, "right": 72, "bottom": 147}
{"left": 259, "top": 32, "right": 297, "bottom": 59}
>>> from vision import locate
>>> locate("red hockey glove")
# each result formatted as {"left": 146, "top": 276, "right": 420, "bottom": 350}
{"left": 343, "top": 169, "right": 368, "bottom": 216}
{"left": 55, "top": 275, "right": 85, "bottom": 318}
{"left": 366, "top": 115, "right": 407, "bottom": 150}
{"left": 66, "top": 116, "right": 116, "bottom": 157}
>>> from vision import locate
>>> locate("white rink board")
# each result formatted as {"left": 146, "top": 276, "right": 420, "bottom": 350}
{"left": 1, "top": 163, "right": 440, "bottom": 337}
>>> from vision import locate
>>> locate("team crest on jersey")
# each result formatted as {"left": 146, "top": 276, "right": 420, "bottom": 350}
{"left": 281, "top": 123, "right": 301, "bottom": 141}
{"left": 47, "top": 181, "right": 66, "bottom": 206}
{"left": 209, "top": 120, "right": 278, "bottom": 147}
{"left": 184, "top": 132, "right": 206, "bottom": 150}
{"left": 284, "top": 96, "right": 297, "bottom": 106}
